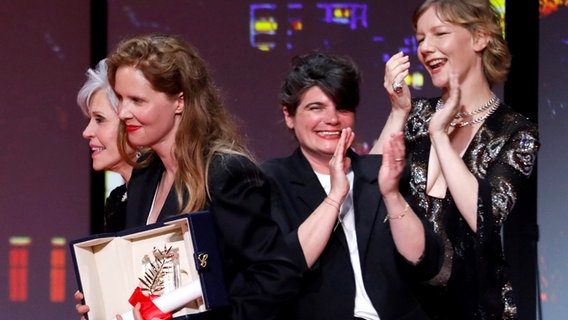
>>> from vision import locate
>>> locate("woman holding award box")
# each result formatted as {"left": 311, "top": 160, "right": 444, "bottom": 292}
{"left": 76, "top": 33, "right": 301, "bottom": 320}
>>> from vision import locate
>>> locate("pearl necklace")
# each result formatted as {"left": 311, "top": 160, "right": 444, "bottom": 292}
{"left": 435, "top": 94, "right": 500, "bottom": 128}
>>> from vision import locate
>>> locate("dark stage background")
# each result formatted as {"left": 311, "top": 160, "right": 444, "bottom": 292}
{"left": 0, "top": 1, "right": 562, "bottom": 319}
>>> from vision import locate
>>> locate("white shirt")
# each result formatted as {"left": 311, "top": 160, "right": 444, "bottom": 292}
{"left": 315, "top": 170, "right": 380, "bottom": 320}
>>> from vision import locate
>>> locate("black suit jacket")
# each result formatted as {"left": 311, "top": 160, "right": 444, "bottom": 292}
{"left": 261, "top": 148, "right": 442, "bottom": 320}
{"left": 122, "top": 153, "right": 301, "bottom": 320}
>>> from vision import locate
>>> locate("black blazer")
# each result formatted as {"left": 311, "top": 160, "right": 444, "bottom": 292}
{"left": 122, "top": 153, "right": 301, "bottom": 320}
{"left": 261, "top": 148, "right": 442, "bottom": 320}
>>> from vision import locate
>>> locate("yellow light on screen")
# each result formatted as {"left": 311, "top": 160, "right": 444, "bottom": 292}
{"left": 255, "top": 20, "right": 278, "bottom": 32}
{"left": 490, "top": 0, "right": 506, "bottom": 38}
{"left": 410, "top": 72, "right": 424, "bottom": 89}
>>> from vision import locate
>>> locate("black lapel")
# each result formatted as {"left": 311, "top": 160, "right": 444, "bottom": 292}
{"left": 350, "top": 151, "right": 383, "bottom": 261}
{"left": 126, "top": 157, "right": 163, "bottom": 228}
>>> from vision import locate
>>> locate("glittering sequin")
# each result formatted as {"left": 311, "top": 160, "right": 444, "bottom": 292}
{"left": 403, "top": 98, "right": 539, "bottom": 319}
{"left": 506, "top": 131, "right": 539, "bottom": 176}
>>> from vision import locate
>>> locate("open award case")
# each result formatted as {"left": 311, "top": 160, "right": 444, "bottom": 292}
{"left": 70, "top": 211, "right": 228, "bottom": 320}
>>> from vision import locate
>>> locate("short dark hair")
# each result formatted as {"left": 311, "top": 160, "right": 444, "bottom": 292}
{"left": 280, "top": 51, "right": 361, "bottom": 116}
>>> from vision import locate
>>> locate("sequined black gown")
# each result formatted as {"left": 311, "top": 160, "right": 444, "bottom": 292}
{"left": 403, "top": 98, "right": 539, "bottom": 320}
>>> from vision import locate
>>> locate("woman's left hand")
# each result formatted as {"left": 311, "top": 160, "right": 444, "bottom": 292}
{"left": 378, "top": 132, "right": 405, "bottom": 197}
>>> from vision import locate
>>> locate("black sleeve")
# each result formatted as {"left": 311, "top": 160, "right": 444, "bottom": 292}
{"left": 207, "top": 154, "right": 301, "bottom": 320}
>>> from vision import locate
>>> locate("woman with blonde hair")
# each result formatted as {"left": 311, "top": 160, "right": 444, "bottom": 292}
{"left": 372, "top": 0, "right": 539, "bottom": 318}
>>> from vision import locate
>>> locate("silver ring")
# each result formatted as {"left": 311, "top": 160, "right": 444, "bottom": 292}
{"left": 392, "top": 81, "right": 404, "bottom": 93}
{"left": 394, "top": 158, "right": 403, "bottom": 162}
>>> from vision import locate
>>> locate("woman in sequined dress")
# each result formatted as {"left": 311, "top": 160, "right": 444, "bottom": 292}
{"left": 370, "top": 0, "right": 540, "bottom": 319}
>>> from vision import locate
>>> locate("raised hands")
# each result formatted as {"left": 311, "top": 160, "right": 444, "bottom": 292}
{"left": 371, "top": 52, "right": 412, "bottom": 155}
{"left": 328, "top": 127, "right": 355, "bottom": 203}
{"left": 384, "top": 51, "right": 412, "bottom": 115}
{"left": 378, "top": 132, "right": 405, "bottom": 198}
{"left": 297, "top": 127, "right": 356, "bottom": 268}
{"left": 378, "top": 132, "right": 427, "bottom": 263}
{"left": 429, "top": 72, "right": 461, "bottom": 136}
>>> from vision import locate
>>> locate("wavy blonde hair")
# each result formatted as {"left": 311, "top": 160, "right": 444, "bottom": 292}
{"left": 108, "top": 33, "right": 252, "bottom": 213}
{"left": 412, "top": 0, "right": 511, "bottom": 87}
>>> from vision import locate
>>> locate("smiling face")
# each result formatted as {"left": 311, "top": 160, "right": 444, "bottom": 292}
{"left": 284, "top": 86, "right": 354, "bottom": 165}
{"left": 415, "top": 6, "right": 485, "bottom": 89}
{"left": 82, "top": 90, "right": 125, "bottom": 173}
{"left": 114, "top": 65, "right": 183, "bottom": 154}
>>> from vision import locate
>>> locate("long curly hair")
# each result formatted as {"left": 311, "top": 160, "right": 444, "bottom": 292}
{"left": 107, "top": 33, "right": 252, "bottom": 213}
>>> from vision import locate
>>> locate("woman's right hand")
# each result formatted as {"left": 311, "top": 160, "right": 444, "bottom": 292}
{"left": 370, "top": 52, "right": 412, "bottom": 155}
{"left": 383, "top": 51, "right": 411, "bottom": 115}
{"left": 74, "top": 290, "right": 89, "bottom": 320}
{"left": 328, "top": 127, "right": 354, "bottom": 203}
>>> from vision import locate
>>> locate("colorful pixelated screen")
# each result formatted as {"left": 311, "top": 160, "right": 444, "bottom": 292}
{"left": 107, "top": 1, "right": 439, "bottom": 164}
{"left": 1, "top": 1, "right": 566, "bottom": 320}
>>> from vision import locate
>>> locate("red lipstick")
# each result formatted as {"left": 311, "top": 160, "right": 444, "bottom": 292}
{"left": 126, "top": 125, "right": 141, "bottom": 132}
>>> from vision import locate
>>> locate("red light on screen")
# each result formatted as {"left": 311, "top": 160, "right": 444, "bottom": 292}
{"left": 9, "top": 237, "right": 31, "bottom": 302}
{"left": 50, "top": 237, "right": 66, "bottom": 302}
